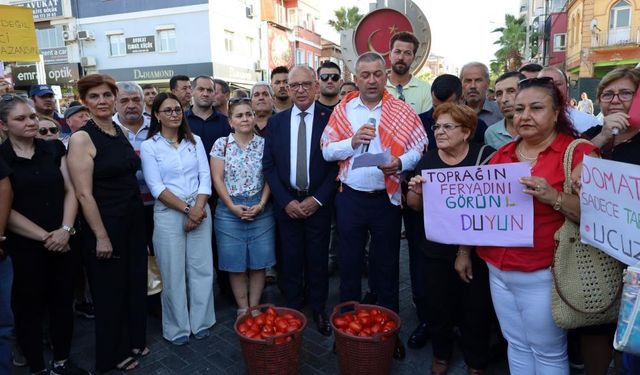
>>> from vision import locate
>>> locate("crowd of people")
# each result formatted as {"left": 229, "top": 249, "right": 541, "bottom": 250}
{"left": 0, "top": 30, "right": 639, "bottom": 375}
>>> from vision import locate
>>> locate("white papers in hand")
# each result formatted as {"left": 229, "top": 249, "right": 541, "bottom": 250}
{"left": 352, "top": 149, "right": 392, "bottom": 169}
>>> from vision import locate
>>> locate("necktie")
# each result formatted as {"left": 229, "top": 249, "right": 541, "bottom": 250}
{"left": 296, "top": 112, "right": 308, "bottom": 190}
{"left": 396, "top": 84, "right": 405, "bottom": 102}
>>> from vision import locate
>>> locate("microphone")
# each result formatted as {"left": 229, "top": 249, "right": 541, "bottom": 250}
{"left": 363, "top": 118, "right": 377, "bottom": 153}
{"left": 612, "top": 128, "right": 620, "bottom": 136}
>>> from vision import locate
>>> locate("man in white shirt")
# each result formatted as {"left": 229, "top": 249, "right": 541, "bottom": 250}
{"left": 321, "top": 52, "right": 428, "bottom": 360}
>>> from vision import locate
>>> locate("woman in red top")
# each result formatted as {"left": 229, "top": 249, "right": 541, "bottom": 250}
{"left": 476, "top": 77, "right": 597, "bottom": 375}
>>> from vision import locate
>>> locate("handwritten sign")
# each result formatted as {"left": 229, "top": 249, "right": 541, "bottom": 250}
{"left": 0, "top": 5, "right": 38, "bottom": 62}
{"left": 580, "top": 156, "right": 640, "bottom": 265}
{"left": 422, "top": 162, "right": 534, "bottom": 247}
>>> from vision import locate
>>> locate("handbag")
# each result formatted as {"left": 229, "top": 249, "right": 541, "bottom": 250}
{"left": 614, "top": 264, "right": 640, "bottom": 354}
{"left": 147, "top": 255, "right": 163, "bottom": 296}
{"left": 551, "top": 138, "right": 624, "bottom": 329}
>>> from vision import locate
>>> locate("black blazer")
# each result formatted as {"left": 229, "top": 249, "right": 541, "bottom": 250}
{"left": 262, "top": 104, "right": 338, "bottom": 210}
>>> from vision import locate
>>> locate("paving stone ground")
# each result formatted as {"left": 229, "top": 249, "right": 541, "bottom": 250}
{"left": 12, "top": 240, "right": 590, "bottom": 374}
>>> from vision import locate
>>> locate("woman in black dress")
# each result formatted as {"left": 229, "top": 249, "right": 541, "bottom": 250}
{"left": 407, "top": 103, "right": 495, "bottom": 375}
{"left": 0, "top": 95, "right": 89, "bottom": 375}
{"left": 67, "top": 75, "right": 148, "bottom": 372}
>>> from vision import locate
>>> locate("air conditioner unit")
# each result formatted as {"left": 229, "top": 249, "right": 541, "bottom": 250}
{"left": 77, "top": 30, "right": 95, "bottom": 41}
{"left": 246, "top": 5, "right": 254, "bottom": 19}
{"left": 253, "top": 61, "right": 261, "bottom": 71}
{"left": 62, "top": 30, "right": 76, "bottom": 42}
{"left": 81, "top": 56, "right": 97, "bottom": 67}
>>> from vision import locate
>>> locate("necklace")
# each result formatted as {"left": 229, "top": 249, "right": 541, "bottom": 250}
{"left": 160, "top": 134, "right": 178, "bottom": 145}
{"left": 517, "top": 143, "right": 538, "bottom": 162}
{"left": 92, "top": 120, "right": 118, "bottom": 137}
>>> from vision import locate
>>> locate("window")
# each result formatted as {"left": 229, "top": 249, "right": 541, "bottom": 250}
{"left": 36, "top": 26, "right": 64, "bottom": 49}
{"left": 224, "top": 30, "right": 234, "bottom": 52}
{"left": 288, "top": 9, "right": 298, "bottom": 28}
{"left": 246, "top": 36, "right": 254, "bottom": 57}
{"left": 295, "top": 48, "right": 304, "bottom": 64}
{"left": 158, "top": 29, "right": 176, "bottom": 52}
{"left": 553, "top": 33, "right": 566, "bottom": 51}
{"left": 307, "top": 52, "right": 314, "bottom": 68}
{"left": 109, "top": 34, "right": 125, "bottom": 56}
{"left": 609, "top": 0, "right": 631, "bottom": 44}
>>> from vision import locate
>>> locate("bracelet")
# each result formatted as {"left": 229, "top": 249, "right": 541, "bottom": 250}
{"left": 553, "top": 192, "right": 563, "bottom": 211}
{"left": 456, "top": 250, "right": 470, "bottom": 257}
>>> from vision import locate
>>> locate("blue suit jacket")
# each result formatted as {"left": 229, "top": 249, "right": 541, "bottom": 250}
{"left": 262, "top": 105, "right": 338, "bottom": 210}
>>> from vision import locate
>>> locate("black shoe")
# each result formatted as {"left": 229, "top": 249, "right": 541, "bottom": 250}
{"left": 360, "top": 291, "right": 377, "bottom": 305}
{"left": 51, "top": 359, "right": 93, "bottom": 375}
{"left": 74, "top": 303, "right": 95, "bottom": 319}
{"left": 393, "top": 336, "right": 406, "bottom": 361}
{"left": 407, "top": 321, "right": 430, "bottom": 349}
{"left": 314, "top": 312, "right": 332, "bottom": 336}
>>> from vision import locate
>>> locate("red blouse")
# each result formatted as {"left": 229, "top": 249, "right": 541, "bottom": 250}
{"left": 476, "top": 133, "right": 598, "bottom": 272}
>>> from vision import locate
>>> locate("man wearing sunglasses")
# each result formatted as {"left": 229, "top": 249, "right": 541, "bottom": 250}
{"left": 538, "top": 67, "right": 600, "bottom": 134}
{"left": 385, "top": 31, "right": 432, "bottom": 114}
{"left": 316, "top": 61, "right": 342, "bottom": 109}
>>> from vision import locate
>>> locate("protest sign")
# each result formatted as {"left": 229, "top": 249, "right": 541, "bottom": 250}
{"left": 422, "top": 162, "right": 534, "bottom": 247}
{"left": 580, "top": 156, "right": 640, "bottom": 265}
{"left": 0, "top": 5, "right": 38, "bottom": 62}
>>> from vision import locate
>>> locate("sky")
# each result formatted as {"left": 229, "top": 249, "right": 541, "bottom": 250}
{"left": 317, "top": 0, "right": 521, "bottom": 71}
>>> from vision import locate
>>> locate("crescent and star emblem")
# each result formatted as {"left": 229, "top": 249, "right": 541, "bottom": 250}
{"left": 366, "top": 25, "right": 399, "bottom": 56}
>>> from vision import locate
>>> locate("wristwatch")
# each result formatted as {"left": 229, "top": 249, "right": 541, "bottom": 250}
{"left": 61, "top": 224, "right": 76, "bottom": 235}
{"left": 183, "top": 205, "right": 191, "bottom": 215}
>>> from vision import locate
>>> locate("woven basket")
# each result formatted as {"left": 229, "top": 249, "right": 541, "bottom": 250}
{"left": 331, "top": 301, "right": 400, "bottom": 375}
{"left": 234, "top": 304, "right": 307, "bottom": 375}
{"left": 551, "top": 139, "right": 624, "bottom": 329}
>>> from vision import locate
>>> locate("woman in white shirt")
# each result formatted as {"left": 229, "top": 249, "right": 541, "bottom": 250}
{"left": 140, "top": 92, "right": 215, "bottom": 346}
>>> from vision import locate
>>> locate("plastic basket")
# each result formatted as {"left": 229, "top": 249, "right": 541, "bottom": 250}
{"left": 331, "top": 301, "right": 401, "bottom": 375}
{"left": 234, "top": 304, "right": 307, "bottom": 375}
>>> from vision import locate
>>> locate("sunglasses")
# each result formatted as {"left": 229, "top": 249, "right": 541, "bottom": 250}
{"left": 1, "top": 94, "right": 16, "bottom": 102}
{"left": 229, "top": 97, "right": 252, "bottom": 105}
{"left": 319, "top": 73, "right": 341, "bottom": 82}
{"left": 38, "top": 126, "right": 59, "bottom": 135}
{"left": 518, "top": 76, "right": 555, "bottom": 89}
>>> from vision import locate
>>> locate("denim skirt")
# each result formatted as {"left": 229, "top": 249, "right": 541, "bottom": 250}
{"left": 214, "top": 193, "right": 276, "bottom": 272}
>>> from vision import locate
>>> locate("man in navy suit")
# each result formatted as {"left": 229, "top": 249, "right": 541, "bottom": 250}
{"left": 263, "top": 65, "right": 338, "bottom": 336}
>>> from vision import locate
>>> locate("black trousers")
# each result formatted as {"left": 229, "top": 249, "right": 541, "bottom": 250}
{"left": 277, "top": 203, "right": 331, "bottom": 314}
{"left": 402, "top": 207, "right": 429, "bottom": 321}
{"left": 81, "top": 206, "right": 147, "bottom": 372}
{"left": 425, "top": 254, "right": 492, "bottom": 369}
{"left": 11, "top": 242, "right": 79, "bottom": 372}
{"left": 336, "top": 186, "right": 401, "bottom": 312}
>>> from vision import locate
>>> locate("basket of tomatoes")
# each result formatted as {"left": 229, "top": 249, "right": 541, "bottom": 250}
{"left": 331, "top": 301, "right": 401, "bottom": 375}
{"left": 234, "top": 304, "right": 307, "bottom": 375}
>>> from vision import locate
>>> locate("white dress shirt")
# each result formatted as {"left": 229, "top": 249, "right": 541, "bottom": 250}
{"left": 322, "top": 97, "right": 421, "bottom": 196}
{"left": 289, "top": 102, "right": 315, "bottom": 189}
{"left": 140, "top": 133, "right": 212, "bottom": 200}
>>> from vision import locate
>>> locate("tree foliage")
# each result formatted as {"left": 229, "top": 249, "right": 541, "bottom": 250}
{"left": 490, "top": 14, "right": 541, "bottom": 76}
{"left": 328, "top": 6, "right": 364, "bottom": 32}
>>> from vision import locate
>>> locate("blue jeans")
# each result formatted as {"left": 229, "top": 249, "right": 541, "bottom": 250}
{"left": 0, "top": 257, "right": 13, "bottom": 375}
{"left": 621, "top": 353, "right": 640, "bottom": 375}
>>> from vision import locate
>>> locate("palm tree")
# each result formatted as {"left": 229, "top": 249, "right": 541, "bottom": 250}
{"left": 491, "top": 14, "right": 526, "bottom": 73}
{"left": 328, "top": 6, "right": 363, "bottom": 32}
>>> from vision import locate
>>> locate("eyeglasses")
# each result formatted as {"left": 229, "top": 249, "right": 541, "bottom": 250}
{"left": 287, "top": 81, "right": 314, "bottom": 91}
{"left": 157, "top": 107, "right": 183, "bottom": 116}
{"left": 319, "top": 73, "right": 340, "bottom": 82}
{"left": 600, "top": 90, "right": 635, "bottom": 103}
{"left": 229, "top": 97, "right": 252, "bottom": 105}
{"left": 38, "top": 126, "right": 59, "bottom": 135}
{"left": 518, "top": 76, "right": 555, "bottom": 89}
{"left": 431, "top": 123, "right": 462, "bottom": 132}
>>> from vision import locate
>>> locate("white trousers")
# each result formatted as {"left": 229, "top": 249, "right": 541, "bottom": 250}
{"left": 487, "top": 263, "right": 569, "bottom": 375}
{"left": 153, "top": 201, "right": 216, "bottom": 341}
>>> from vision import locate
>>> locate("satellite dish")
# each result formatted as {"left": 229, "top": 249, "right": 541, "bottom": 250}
{"left": 591, "top": 19, "right": 601, "bottom": 31}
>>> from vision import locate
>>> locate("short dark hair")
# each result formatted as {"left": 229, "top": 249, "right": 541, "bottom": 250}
{"left": 431, "top": 74, "right": 462, "bottom": 102}
{"left": 77, "top": 74, "right": 118, "bottom": 102}
{"left": 192, "top": 75, "right": 214, "bottom": 88}
{"left": 169, "top": 75, "right": 190, "bottom": 90}
{"left": 496, "top": 71, "right": 526, "bottom": 85}
{"left": 390, "top": 31, "right": 419, "bottom": 54}
{"left": 518, "top": 63, "right": 544, "bottom": 74}
{"left": 271, "top": 66, "right": 289, "bottom": 80}
{"left": 341, "top": 81, "right": 357, "bottom": 90}
{"left": 213, "top": 78, "right": 230, "bottom": 94}
{"left": 148, "top": 92, "right": 196, "bottom": 144}
{"left": 317, "top": 61, "right": 341, "bottom": 76}
{"left": 141, "top": 84, "right": 157, "bottom": 91}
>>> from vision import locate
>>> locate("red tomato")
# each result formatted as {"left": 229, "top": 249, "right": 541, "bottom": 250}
{"left": 345, "top": 328, "right": 356, "bottom": 336}
{"left": 265, "top": 315, "right": 275, "bottom": 325}
{"left": 266, "top": 307, "right": 277, "bottom": 316}
{"left": 370, "top": 309, "right": 379, "bottom": 316}
{"left": 344, "top": 314, "right": 354, "bottom": 323}
{"left": 348, "top": 321, "right": 362, "bottom": 333}
{"left": 276, "top": 320, "right": 289, "bottom": 332}
{"left": 371, "top": 323, "right": 381, "bottom": 334}
{"left": 362, "top": 328, "right": 372, "bottom": 336}
{"left": 359, "top": 316, "right": 371, "bottom": 327}
{"left": 238, "top": 323, "right": 249, "bottom": 334}
{"left": 356, "top": 311, "right": 370, "bottom": 320}
{"left": 245, "top": 330, "right": 259, "bottom": 339}
{"left": 384, "top": 321, "right": 397, "bottom": 330}
{"left": 289, "top": 319, "right": 301, "bottom": 329}
{"left": 333, "top": 317, "right": 348, "bottom": 328}
{"left": 245, "top": 317, "right": 255, "bottom": 327}
{"left": 255, "top": 314, "right": 266, "bottom": 326}
{"left": 358, "top": 331, "right": 369, "bottom": 337}
{"left": 282, "top": 313, "right": 295, "bottom": 320}
{"left": 250, "top": 323, "right": 261, "bottom": 333}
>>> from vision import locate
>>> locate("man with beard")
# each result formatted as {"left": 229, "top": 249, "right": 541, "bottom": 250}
{"left": 29, "top": 84, "right": 69, "bottom": 134}
{"left": 271, "top": 66, "right": 292, "bottom": 113}
{"left": 316, "top": 61, "right": 342, "bottom": 109}
{"left": 141, "top": 84, "right": 158, "bottom": 118}
{"left": 460, "top": 62, "right": 502, "bottom": 133}
{"left": 170, "top": 75, "right": 193, "bottom": 109}
{"left": 251, "top": 81, "right": 275, "bottom": 136}
{"left": 213, "top": 79, "right": 231, "bottom": 116}
{"left": 385, "top": 32, "right": 432, "bottom": 114}
{"left": 484, "top": 71, "right": 525, "bottom": 149}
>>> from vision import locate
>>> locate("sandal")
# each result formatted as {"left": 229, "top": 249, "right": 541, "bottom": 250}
{"left": 115, "top": 356, "right": 139, "bottom": 372}
{"left": 132, "top": 347, "right": 150, "bottom": 358}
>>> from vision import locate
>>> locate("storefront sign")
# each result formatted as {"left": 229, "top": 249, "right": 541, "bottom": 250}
{"left": 580, "top": 156, "right": 640, "bottom": 265}
{"left": 12, "top": 62, "right": 81, "bottom": 86}
{"left": 213, "top": 63, "right": 260, "bottom": 83}
{"left": 99, "top": 62, "right": 213, "bottom": 82}
{"left": 40, "top": 46, "right": 67, "bottom": 63}
{"left": 9, "top": 0, "right": 63, "bottom": 21}
{"left": 0, "top": 5, "right": 39, "bottom": 62}
{"left": 126, "top": 36, "right": 155, "bottom": 54}
{"left": 422, "top": 162, "right": 534, "bottom": 247}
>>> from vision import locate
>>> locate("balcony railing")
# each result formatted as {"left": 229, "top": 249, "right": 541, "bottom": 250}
{"left": 591, "top": 27, "right": 640, "bottom": 48}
